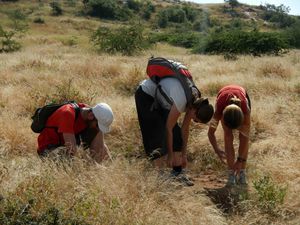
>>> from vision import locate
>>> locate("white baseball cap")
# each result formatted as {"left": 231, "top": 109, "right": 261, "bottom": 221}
{"left": 92, "top": 103, "right": 114, "bottom": 133}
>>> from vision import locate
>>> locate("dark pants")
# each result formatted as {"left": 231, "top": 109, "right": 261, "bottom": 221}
{"left": 135, "top": 86, "right": 183, "bottom": 157}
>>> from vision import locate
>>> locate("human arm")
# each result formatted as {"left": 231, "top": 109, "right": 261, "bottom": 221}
{"left": 208, "top": 115, "right": 226, "bottom": 163}
{"left": 165, "top": 104, "right": 181, "bottom": 167}
{"left": 63, "top": 133, "right": 77, "bottom": 156}
{"left": 180, "top": 108, "right": 193, "bottom": 167}
{"left": 90, "top": 130, "right": 111, "bottom": 163}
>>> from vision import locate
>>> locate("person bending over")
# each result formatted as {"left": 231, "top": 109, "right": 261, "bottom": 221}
{"left": 135, "top": 77, "right": 214, "bottom": 186}
{"left": 37, "top": 102, "right": 114, "bottom": 163}
{"left": 208, "top": 85, "right": 251, "bottom": 186}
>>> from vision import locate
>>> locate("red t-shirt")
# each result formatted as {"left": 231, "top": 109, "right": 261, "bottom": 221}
{"left": 215, "top": 85, "right": 250, "bottom": 117}
{"left": 37, "top": 103, "right": 88, "bottom": 153}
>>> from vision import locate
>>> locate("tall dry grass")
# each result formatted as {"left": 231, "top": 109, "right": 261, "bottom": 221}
{"left": 0, "top": 6, "right": 300, "bottom": 224}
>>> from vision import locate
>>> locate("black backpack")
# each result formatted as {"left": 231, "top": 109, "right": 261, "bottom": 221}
{"left": 146, "top": 57, "right": 201, "bottom": 106}
{"left": 31, "top": 101, "right": 80, "bottom": 133}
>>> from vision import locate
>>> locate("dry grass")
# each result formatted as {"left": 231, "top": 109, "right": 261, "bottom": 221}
{"left": 0, "top": 3, "right": 300, "bottom": 224}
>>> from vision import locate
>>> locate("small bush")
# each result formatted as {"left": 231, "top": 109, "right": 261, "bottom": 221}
{"left": 61, "top": 36, "right": 78, "bottom": 46}
{"left": 50, "top": 1, "right": 63, "bottom": 16}
{"left": 33, "top": 17, "right": 45, "bottom": 24}
{"left": 167, "top": 31, "right": 201, "bottom": 48}
{"left": 84, "top": 0, "right": 132, "bottom": 21}
{"left": 0, "top": 11, "right": 28, "bottom": 53}
{"left": 149, "top": 30, "right": 202, "bottom": 48}
{"left": 284, "top": 20, "right": 300, "bottom": 48}
{"left": 253, "top": 175, "right": 287, "bottom": 213}
{"left": 127, "top": 0, "right": 142, "bottom": 12}
{"left": 0, "top": 198, "right": 89, "bottom": 225}
{"left": 91, "top": 24, "right": 151, "bottom": 56}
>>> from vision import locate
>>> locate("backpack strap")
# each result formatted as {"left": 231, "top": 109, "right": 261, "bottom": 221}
{"left": 150, "top": 84, "right": 173, "bottom": 111}
{"left": 70, "top": 102, "right": 80, "bottom": 121}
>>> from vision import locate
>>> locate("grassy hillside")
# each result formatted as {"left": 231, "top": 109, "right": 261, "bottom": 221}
{"left": 0, "top": 0, "right": 300, "bottom": 224}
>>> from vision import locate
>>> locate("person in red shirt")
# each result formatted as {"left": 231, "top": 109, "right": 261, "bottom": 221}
{"left": 37, "top": 102, "right": 114, "bottom": 163}
{"left": 208, "top": 85, "right": 251, "bottom": 186}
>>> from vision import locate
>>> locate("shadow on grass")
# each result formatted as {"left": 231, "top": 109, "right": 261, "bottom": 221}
{"left": 204, "top": 185, "right": 249, "bottom": 214}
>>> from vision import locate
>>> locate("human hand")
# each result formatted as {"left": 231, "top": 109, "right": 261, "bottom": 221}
{"left": 215, "top": 148, "right": 226, "bottom": 164}
{"left": 167, "top": 153, "right": 173, "bottom": 168}
{"left": 233, "top": 160, "right": 243, "bottom": 175}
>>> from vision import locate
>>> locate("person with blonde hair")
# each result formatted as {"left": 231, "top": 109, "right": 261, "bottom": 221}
{"left": 208, "top": 85, "right": 251, "bottom": 186}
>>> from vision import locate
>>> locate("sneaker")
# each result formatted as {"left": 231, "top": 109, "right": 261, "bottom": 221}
{"left": 149, "top": 148, "right": 162, "bottom": 161}
{"left": 237, "top": 170, "right": 247, "bottom": 185}
{"left": 175, "top": 172, "right": 194, "bottom": 186}
{"left": 226, "top": 171, "right": 236, "bottom": 186}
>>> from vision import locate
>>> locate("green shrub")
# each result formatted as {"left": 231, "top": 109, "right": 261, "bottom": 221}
{"left": 33, "top": 17, "right": 45, "bottom": 24}
{"left": 192, "top": 30, "right": 288, "bottom": 55}
{"left": 261, "top": 4, "right": 295, "bottom": 28}
{"left": 149, "top": 30, "right": 203, "bottom": 49}
{"left": 0, "top": 10, "right": 28, "bottom": 53}
{"left": 127, "top": 0, "right": 142, "bottom": 12}
{"left": 253, "top": 175, "right": 287, "bottom": 213}
{"left": 182, "top": 3, "right": 198, "bottom": 22}
{"left": 50, "top": 1, "right": 63, "bottom": 16}
{"left": 141, "top": 1, "right": 155, "bottom": 20}
{"left": 284, "top": 20, "right": 300, "bottom": 48}
{"left": 84, "top": 0, "right": 133, "bottom": 21}
{"left": 168, "top": 31, "right": 201, "bottom": 48}
{"left": 91, "top": 24, "right": 150, "bottom": 56}
{"left": 0, "top": 198, "right": 89, "bottom": 225}
{"left": 157, "top": 12, "right": 168, "bottom": 28}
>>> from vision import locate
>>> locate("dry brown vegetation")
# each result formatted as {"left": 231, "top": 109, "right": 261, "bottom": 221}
{"left": 1, "top": 1, "right": 300, "bottom": 225}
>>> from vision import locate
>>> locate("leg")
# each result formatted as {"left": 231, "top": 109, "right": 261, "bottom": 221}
{"left": 135, "top": 87, "right": 167, "bottom": 160}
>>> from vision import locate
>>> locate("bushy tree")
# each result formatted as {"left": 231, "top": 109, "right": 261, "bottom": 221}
{"left": 224, "top": 0, "right": 239, "bottom": 8}
{"left": 127, "top": 0, "right": 142, "bottom": 12}
{"left": 141, "top": 1, "right": 155, "bottom": 20}
{"left": 158, "top": 12, "right": 168, "bottom": 28}
{"left": 85, "top": 0, "right": 118, "bottom": 19}
{"left": 192, "top": 30, "right": 288, "bottom": 55}
{"left": 84, "top": 0, "right": 132, "bottom": 21}
{"left": 182, "top": 4, "right": 198, "bottom": 22}
{"left": 284, "top": 20, "right": 300, "bottom": 48}
{"left": 0, "top": 9, "right": 28, "bottom": 53}
{"left": 91, "top": 24, "right": 150, "bottom": 55}
{"left": 50, "top": 1, "right": 63, "bottom": 16}
{"left": 262, "top": 4, "right": 295, "bottom": 28}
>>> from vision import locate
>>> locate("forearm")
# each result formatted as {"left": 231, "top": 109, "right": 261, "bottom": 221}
{"left": 63, "top": 133, "right": 77, "bottom": 155}
{"left": 208, "top": 128, "right": 220, "bottom": 153}
{"left": 238, "top": 133, "right": 249, "bottom": 160}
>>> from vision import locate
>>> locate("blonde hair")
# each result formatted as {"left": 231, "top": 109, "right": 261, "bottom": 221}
{"left": 229, "top": 96, "right": 241, "bottom": 107}
{"left": 223, "top": 104, "right": 244, "bottom": 129}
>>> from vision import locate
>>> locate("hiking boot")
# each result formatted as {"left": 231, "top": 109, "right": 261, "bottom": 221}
{"left": 149, "top": 148, "right": 163, "bottom": 161}
{"left": 170, "top": 170, "right": 194, "bottom": 186}
{"left": 226, "top": 171, "right": 236, "bottom": 186}
{"left": 176, "top": 173, "right": 194, "bottom": 186}
{"left": 237, "top": 170, "right": 247, "bottom": 185}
